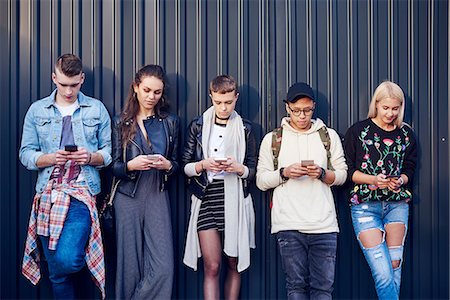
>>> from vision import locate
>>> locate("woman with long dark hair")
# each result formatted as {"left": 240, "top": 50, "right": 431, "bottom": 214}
{"left": 112, "top": 64, "right": 179, "bottom": 299}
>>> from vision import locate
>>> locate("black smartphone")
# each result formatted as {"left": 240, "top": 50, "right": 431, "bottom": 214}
{"left": 385, "top": 174, "right": 400, "bottom": 179}
{"left": 64, "top": 144, "right": 78, "bottom": 152}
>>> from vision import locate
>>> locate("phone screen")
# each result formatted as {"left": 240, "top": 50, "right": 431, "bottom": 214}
{"left": 65, "top": 145, "right": 78, "bottom": 152}
{"left": 214, "top": 158, "right": 228, "bottom": 163}
{"left": 301, "top": 160, "right": 314, "bottom": 167}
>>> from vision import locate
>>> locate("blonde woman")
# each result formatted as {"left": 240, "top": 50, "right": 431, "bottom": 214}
{"left": 344, "top": 81, "right": 417, "bottom": 300}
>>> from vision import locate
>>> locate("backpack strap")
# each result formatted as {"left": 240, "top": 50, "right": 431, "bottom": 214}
{"left": 271, "top": 127, "right": 283, "bottom": 170}
{"left": 318, "top": 126, "right": 334, "bottom": 171}
{"left": 268, "top": 127, "right": 284, "bottom": 209}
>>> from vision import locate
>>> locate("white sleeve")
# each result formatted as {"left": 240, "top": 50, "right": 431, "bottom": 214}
{"left": 256, "top": 133, "right": 284, "bottom": 191}
{"left": 328, "top": 129, "right": 348, "bottom": 186}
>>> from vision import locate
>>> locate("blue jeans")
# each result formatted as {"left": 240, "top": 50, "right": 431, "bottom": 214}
{"left": 351, "top": 200, "right": 409, "bottom": 300}
{"left": 277, "top": 231, "right": 337, "bottom": 300}
{"left": 39, "top": 197, "right": 91, "bottom": 299}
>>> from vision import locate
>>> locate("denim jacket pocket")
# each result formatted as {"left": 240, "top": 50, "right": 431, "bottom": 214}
{"left": 35, "top": 117, "right": 51, "bottom": 138}
{"left": 82, "top": 118, "right": 101, "bottom": 140}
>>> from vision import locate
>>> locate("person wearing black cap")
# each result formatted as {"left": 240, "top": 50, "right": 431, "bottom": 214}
{"left": 256, "top": 82, "right": 347, "bottom": 299}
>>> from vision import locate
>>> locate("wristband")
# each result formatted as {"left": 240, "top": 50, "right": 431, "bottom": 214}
{"left": 86, "top": 152, "right": 92, "bottom": 164}
{"left": 318, "top": 167, "right": 326, "bottom": 181}
{"left": 279, "top": 167, "right": 288, "bottom": 181}
{"left": 398, "top": 176, "right": 404, "bottom": 186}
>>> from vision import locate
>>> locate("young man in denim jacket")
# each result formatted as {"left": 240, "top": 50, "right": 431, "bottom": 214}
{"left": 19, "top": 54, "right": 111, "bottom": 299}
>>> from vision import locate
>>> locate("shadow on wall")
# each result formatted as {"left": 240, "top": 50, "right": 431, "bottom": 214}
{"left": 314, "top": 90, "right": 330, "bottom": 126}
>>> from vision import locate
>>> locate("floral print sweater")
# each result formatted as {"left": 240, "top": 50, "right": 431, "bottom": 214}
{"left": 344, "top": 119, "right": 417, "bottom": 205}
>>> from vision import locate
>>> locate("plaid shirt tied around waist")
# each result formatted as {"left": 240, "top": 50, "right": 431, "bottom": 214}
{"left": 22, "top": 162, "right": 106, "bottom": 299}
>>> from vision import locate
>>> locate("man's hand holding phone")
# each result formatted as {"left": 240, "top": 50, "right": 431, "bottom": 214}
{"left": 284, "top": 162, "right": 309, "bottom": 178}
{"left": 64, "top": 146, "right": 91, "bottom": 165}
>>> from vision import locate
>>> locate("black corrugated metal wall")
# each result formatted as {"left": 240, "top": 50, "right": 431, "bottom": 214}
{"left": 1, "top": 0, "right": 449, "bottom": 299}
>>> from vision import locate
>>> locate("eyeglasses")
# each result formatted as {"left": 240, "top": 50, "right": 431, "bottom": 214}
{"left": 287, "top": 105, "right": 314, "bottom": 116}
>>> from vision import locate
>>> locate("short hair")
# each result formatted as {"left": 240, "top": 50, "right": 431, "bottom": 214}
{"left": 367, "top": 81, "right": 405, "bottom": 127}
{"left": 209, "top": 75, "right": 238, "bottom": 95}
{"left": 54, "top": 54, "right": 83, "bottom": 77}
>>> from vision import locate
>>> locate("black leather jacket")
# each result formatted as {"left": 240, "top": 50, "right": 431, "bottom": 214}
{"left": 181, "top": 115, "right": 257, "bottom": 199}
{"left": 112, "top": 114, "right": 179, "bottom": 197}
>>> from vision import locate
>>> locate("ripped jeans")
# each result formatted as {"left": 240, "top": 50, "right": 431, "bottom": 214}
{"left": 351, "top": 200, "right": 409, "bottom": 300}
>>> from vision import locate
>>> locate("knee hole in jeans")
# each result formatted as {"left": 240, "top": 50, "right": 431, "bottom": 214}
{"left": 385, "top": 222, "right": 406, "bottom": 247}
{"left": 388, "top": 244, "right": 404, "bottom": 270}
{"left": 391, "top": 259, "right": 401, "bottom": 269}
{"left": 357, "top": 228, "right": 385, "bottom": 249}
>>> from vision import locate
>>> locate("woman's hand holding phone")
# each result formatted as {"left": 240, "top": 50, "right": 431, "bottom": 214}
{"left": 128, "top": 155, "right": 157, "bottom": 171}
{"left": 148, "top": 154, "right": 172, "bottom": 171}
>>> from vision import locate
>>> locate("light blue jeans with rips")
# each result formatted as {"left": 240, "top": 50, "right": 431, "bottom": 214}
{"left": 351, "top": 200, "right": 409, "bottom": 300}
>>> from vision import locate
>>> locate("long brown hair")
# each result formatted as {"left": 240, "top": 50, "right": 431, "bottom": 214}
{"left": 120, "top": 64, "right": 169, "bottom": 145}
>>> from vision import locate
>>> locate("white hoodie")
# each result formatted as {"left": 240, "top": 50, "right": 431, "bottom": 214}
{"left": 256, "top": 118, "right": 347, "bottom": 234}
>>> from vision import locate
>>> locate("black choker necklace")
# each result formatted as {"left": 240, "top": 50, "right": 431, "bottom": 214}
{"left": 215, "top": 115, "right": 230, "bottom": 121}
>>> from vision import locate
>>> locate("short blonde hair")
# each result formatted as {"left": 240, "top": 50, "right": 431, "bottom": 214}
{"left": 367, "top": 81, "right": 405, "bottom": 127}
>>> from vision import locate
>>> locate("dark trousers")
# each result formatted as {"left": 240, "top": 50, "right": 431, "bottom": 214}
{"left": 277, "top": 231, "right": 337, "bottom": 300}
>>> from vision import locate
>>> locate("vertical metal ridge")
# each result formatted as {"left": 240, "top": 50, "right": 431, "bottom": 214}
{"left": 259, "top": 0, "right": 267, "bottom": 127}
{"left": 368, "top": 0, "right": 373, "bottom": 95}
{"left": 196, "top": 0, "right": 202, "bottom": 111}
{"left": 238, "top": 0, "right": 243, "bottom": 86}
{"left": 307, "top": 0, "right": 312, "bottom": 83}
{"left": 218, "top": 0, "right": 222, "bottom": 74}
{"left": 286, "top": 0, "right": 291, "bottom": 85}
{"left": 408, "top": 0, "right": 414, "bottom": 127}
{"left": 428, "top": 1, "right": 436, "bottom": 285}
{"left": 133, "top": 0, "right": 138, "bottom": 70}
{"left": 348, "top": 0, "right": 353, "bottom": 125}
{"left": 389, "top": 0, "right": 393, "bottom": 79}
{"left": 327, "top": 0, "right": 333, "bottom": 124}
{"left": 175, "top": 0, "right": 180, "bottom": 109}
{"left": 71, "top": 0, "right": 74, "bottom": 52}
{"left": 157, "top": 0, "right": 160, "bottom": 64}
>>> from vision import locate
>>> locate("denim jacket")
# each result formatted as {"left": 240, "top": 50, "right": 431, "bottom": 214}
{"left": 19, "top": 89, "right": 112, "bottom": 195}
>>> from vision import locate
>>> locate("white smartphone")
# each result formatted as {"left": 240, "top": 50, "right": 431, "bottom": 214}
{"left": 147, "top": 154, "right": 161, "bottom": 163}
{"left": 301, "top": 160, "right": 314, "bottom": 167}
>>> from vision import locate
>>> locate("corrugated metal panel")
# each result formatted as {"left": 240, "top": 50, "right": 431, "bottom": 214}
{"left": 1, "top": 0, "right": 448, "bottom": 299}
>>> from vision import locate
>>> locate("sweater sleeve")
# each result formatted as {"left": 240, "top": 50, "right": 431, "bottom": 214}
{"left": 328, "top": 129, "right": 348, "bottom": 186}
{"left": 256, "top": 132, "right": 283, "bottom": 191}
{"left": 343, "top": 123, "right": 358, "bottom": 182}
{"left": 401, "top": 126, "right": 418, "bottom": 184}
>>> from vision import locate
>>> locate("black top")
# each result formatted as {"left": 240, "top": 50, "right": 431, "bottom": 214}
{"left": 344, "top": 118, "right": 417, "bottom": 205}
{"left": 181, "top": 115, "right": 257, "bottom": 199}
{"left": 139, "top": 115, "right": 167, "bottom": 155}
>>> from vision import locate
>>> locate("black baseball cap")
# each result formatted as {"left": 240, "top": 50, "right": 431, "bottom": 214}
{"left": 284, "top": 82, "right": 315, "bottom": 103}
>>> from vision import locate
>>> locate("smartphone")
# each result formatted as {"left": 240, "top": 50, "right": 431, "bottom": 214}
{"left": 385, "top": 174, "right": 400, "bottom": 179}
{"left": 214, "top": 157, "right": 228, "bottom": 163}
{"left": 147, "top": 154, "right": 160, "bottom": 161}
{"left": 301, "top": 160, "right": 314, "bottom": 167}
{"left": 64, "top": 145, "right": 78, "bottom": 152}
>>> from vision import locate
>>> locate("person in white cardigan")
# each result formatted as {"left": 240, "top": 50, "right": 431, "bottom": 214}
{"left": 182, "top": 75, "right": 257, "bottom": 300}
{"left": 256, "top": 82, "right": 347, "bottom": 300}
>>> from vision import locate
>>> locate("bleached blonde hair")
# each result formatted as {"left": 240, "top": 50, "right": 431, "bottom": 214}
{"left": 367, "top": 81, "right": 405, "bottom": 127}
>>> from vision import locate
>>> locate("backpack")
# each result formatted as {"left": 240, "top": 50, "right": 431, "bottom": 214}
{"left": 268, "top": 126, "right": 334, "bottom": 209}
{"left": 271, "top": 126, "right": 334, "bottom": 171}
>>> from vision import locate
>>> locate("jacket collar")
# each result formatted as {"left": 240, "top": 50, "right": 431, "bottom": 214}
{"left": 43, "top": 89, "right": 91, "bottom": 108}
